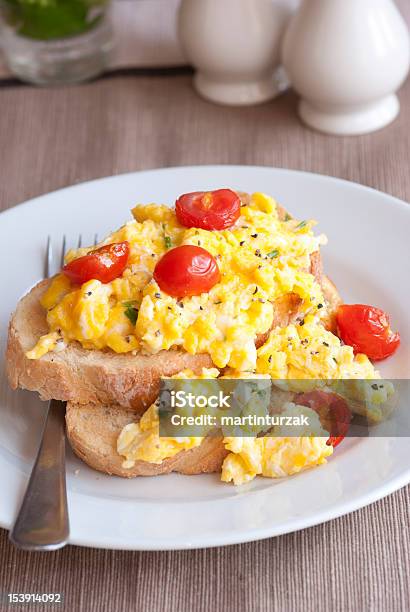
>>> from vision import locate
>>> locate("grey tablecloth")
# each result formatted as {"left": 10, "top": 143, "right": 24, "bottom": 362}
{"left": 1, "top": 24, "right": 410, "bottom": 612}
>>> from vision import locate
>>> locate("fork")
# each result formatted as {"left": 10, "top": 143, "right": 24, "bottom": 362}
{"left": 9, "top": 234, "right": 95, "bottom": 551}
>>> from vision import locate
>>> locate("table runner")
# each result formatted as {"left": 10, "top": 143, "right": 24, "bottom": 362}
{"left": 0, "top": 7, "right": 409, "bottom": 610}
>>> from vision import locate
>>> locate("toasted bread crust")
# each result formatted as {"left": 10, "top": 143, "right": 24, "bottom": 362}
{"left": 66, "top": 402, "right": 228, "bottom": 477}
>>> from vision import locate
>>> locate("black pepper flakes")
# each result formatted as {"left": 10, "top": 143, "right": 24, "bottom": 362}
{"left": 317, "top": 303, "right": 324, "bottom": 309}
{"left": 239, "top": 241, "right": 245, "bottom": 246}
{"left": 154, "top": 292, "right": 161, "bottom": 299}
{"left": 323, "top": 341, "right": 329, "bottom": 347}
{"left": 155, "top": 329, "right": 161, "bottom": 337}
{"left": 251, "top": 233, "right": 258, "bottom": 238}
{"left": 299, "top": 319, "right": 305, "bottom": 326}
{"left": 371, "top": 383, "right": 379, "bottom": 390}
{"left": 255, "top": 249, "right": 261, "bottom": 257}
{"left": 268, "top": 355, "right": 272, "bottom": 363}
{"left": 253, "top": 287, "right": 258, "bottom": 295}
{"left": 177, "top": 302, "right": 184, "bottom": 308}
{"left": 199, "top": 306, "right": 204, "bottom": 311}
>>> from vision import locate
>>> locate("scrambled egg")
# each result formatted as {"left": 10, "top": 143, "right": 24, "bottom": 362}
{"left": 117, "top": 368, "right": 334, "bottom": 485}
{"left": 117, "top": 368, "right": 220, "bottom": 465}
{"left": 27, "top": 192, "right": 327, "bottom": 371}
{"left": 221, "top": 404, "right": 333, "bottom": 485}
{"left": 25, "top": 190, "right": 388, "bottom": 485}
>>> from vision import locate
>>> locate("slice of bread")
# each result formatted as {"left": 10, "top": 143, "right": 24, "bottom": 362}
{"left": 66, "top": 402, "right": 228, "bottom": 477}
{"left": 6, "top": 255, "right": 335, "bottom": 411}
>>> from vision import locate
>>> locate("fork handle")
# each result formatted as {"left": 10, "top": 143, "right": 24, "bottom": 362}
{"left": 9, "top": 400, "right": 70, "bottom": 551}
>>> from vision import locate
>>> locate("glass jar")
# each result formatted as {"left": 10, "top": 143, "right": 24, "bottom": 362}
{"left": 0, "top": 0, "right": 113, "bottom": 85}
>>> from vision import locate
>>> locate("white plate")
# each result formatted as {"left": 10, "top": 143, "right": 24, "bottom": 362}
{"left": 0, "top": 166, "right": 409, "bottom": 551}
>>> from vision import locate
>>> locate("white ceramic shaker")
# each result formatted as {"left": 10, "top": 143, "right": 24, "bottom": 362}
{"left": 282, "top": 0, "right": 410, "bottom": 135}
{"left": 178, "top": 0, "right": 296, "bottom": 106}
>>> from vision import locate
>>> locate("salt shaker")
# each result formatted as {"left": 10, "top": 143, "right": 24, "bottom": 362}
{"left": 178, "top": 0, "right": 295, "bottom": 106}
{"left": 282, "top": 0, "right": 410, "bottom": 135}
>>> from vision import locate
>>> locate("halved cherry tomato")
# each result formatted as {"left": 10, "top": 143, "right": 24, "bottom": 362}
{"left": 337, "top": 304, "right": 400, "bottom": 361}
{"left": 175, "top": 189, "right": 240, "bottom": 230}
{"left": 62, "top": 241, "right": 129, "bottom": 285}
{"left": 153, "top": 245, "right": 220, "bottom": 297}
{"left": 296, "top": 390, "right": 351, "bottom": 447}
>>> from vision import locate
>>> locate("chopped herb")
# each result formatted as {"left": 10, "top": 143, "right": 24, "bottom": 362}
{"left": 164, "top": 236, "right": 172, "bottom": 249}
{"left": 155, "top": 329, "right": 161, "bottom": 337}
{"left": 267, "top": 249, "right": 279, "bottom": 259}
{"left": 295, "top": 220, "right": 307, "bottom": 230}
{"left": 124, "top": 306, "right": 138, "bottom": 325}
{"left": 284, "top": 213, "right": 291, "bottom": 222}
{"left": 214, "top": 300, "right": 223, "bottom": 305}
{"left": 197, "top": 240, "right": 201, "bottom": 246}
{"left": 255, "top": 249, "right": 261, "bottom": 257}
{"left": 333, "top": 357, "right": 338, "bottom": 364}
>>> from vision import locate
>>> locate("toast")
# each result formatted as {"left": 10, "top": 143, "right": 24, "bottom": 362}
{"left": 66, "top": 401, "right": 228, "bottom": 477}
{"left": 7, "top": 257, "right": 337, "bottom": 412}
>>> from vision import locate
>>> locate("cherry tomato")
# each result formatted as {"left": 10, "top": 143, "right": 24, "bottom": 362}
{"left": 62, "top": 241, "right": 129, "bottom": 285}
{"left": 175, "top": 189, "right": 240, "bottom": 230}
{"left": 153, "top": 245, "right": 220, "bottom": 297}
{"left": 337, "top": 304, "right": 400, "bottom": 361}
{"left": 296, "top": 390, "right": 351, "bottom": 448}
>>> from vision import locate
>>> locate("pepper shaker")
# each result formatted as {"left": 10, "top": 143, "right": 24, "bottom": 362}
{"left": 282, "top": 0, "right": 410, "bottom": 135}
{"left": 178, "top": 0, "right": 295, "bottom": 106}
